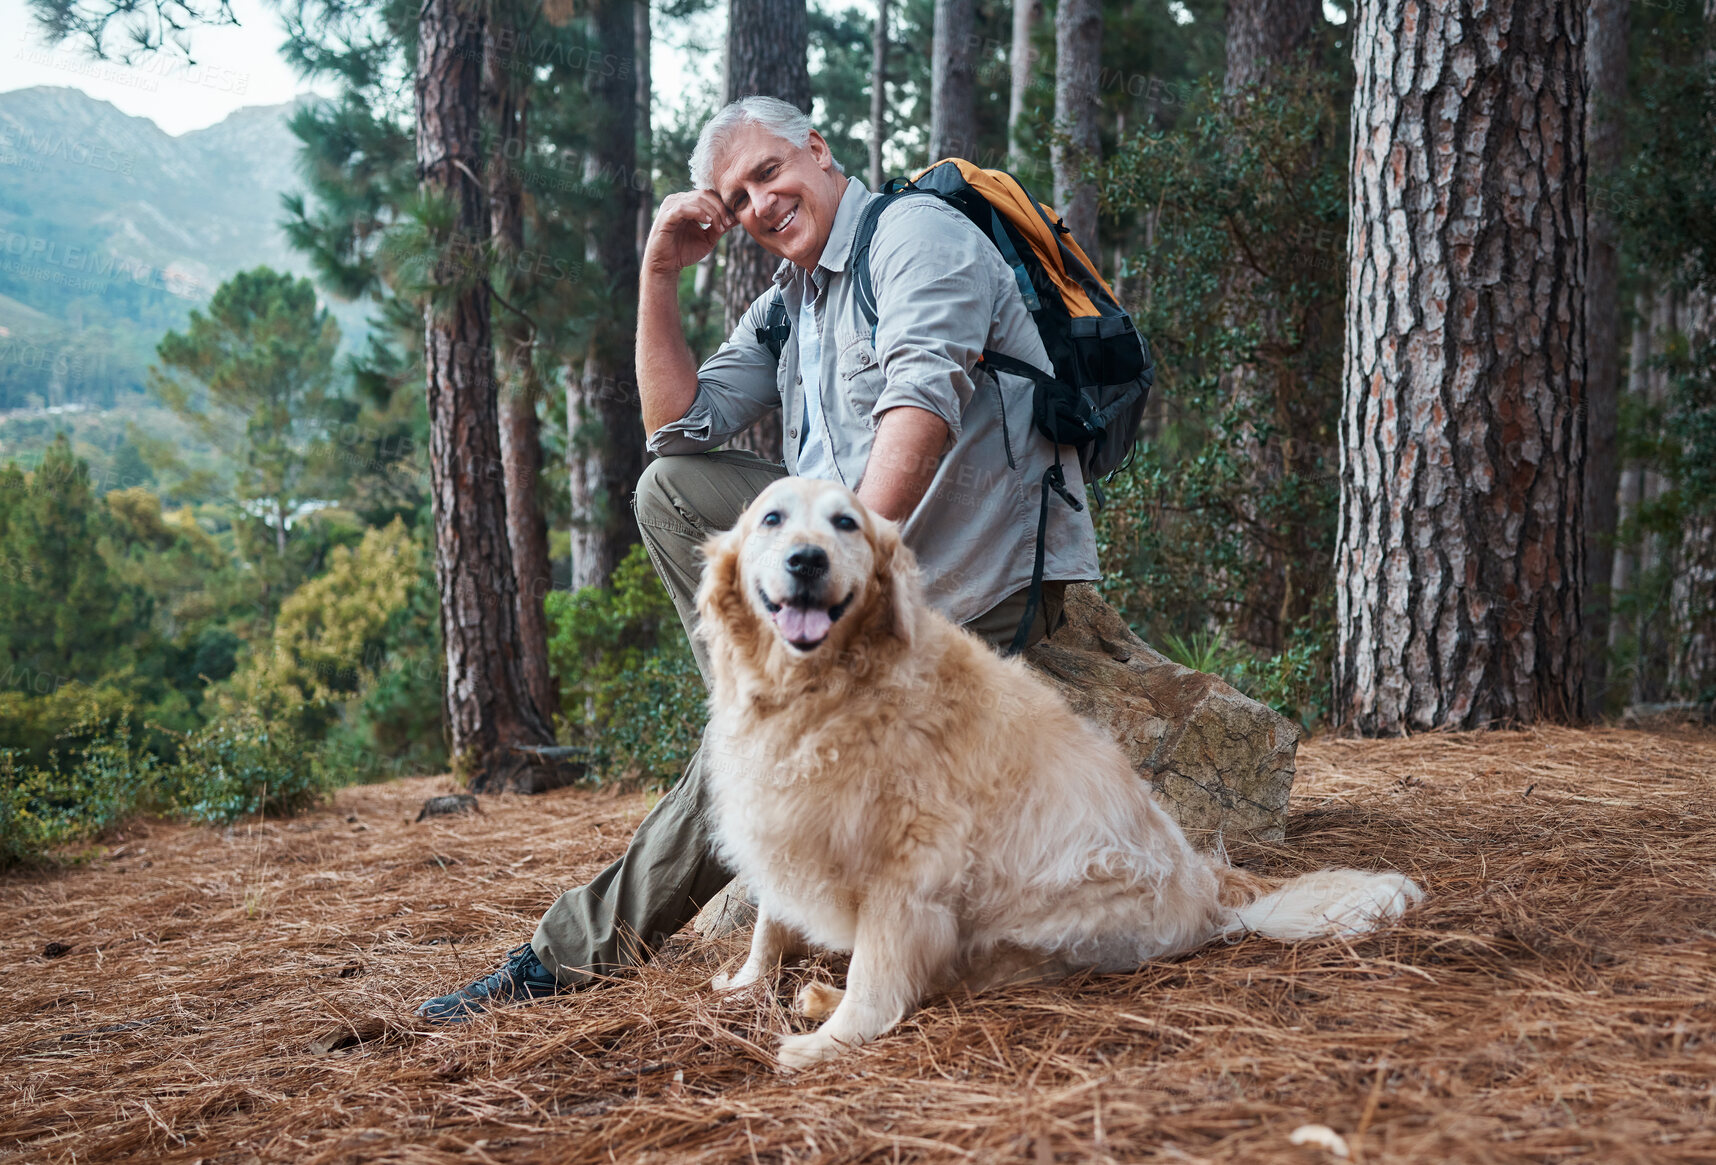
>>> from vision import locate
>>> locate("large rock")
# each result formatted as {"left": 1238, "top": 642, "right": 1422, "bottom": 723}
{"left": 692, "top": 881, "right": 758, "bottom": 941}
{"left": 1023, "top": 584, "right": 1299, "bottom": 845}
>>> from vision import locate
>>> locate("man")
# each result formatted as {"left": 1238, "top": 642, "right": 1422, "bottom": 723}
{"left": 417, "top": 96, "right": 1100, "bottom": 1021}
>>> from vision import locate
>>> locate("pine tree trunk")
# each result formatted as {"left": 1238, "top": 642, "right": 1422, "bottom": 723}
{"left": 1335, "top": 0, "right": 1587, "bottom": 732}
{"left": 931, "top": 0, "right": 976, "bottom": 159}
{"left": 484, "top": 24, "right": 557, "bottom": 726}
{"left": 1671, "top": 290, "right": 1716, "bottom": 698}
{"left": 417, "top": 0, "right": 560, "bottom": 789}
{"left": 719, "top": 0, "right": 809, "bottom": 464}
{"left": 1624, "top": 287, "right": 1677, "bottom": 704}
{"left": 1053, "top": 0, "right": 1101, "bottom": 252}
{"left": 570, "top": 0, "right": 647, "bottom": 591}
{"left": 1582, "top": 0, "right": 1628, "bottom": 717}
{"left": 871, "top": 0, "right": 890, "bottom": 189}
{"left": 1009, "top": 0, "right": 1043, "bottom": 158}
{"left": 1223, "top": 0, "right": 1320, "bottom": 92}
{"left": 1608, "top": 287, "right": 1651, "bottom": 656}
{"left": 636, "top": 0, "right": 654, "bottom": 264}
{"left": 1218, "top": 0, "right": 1323, "bottom": 653}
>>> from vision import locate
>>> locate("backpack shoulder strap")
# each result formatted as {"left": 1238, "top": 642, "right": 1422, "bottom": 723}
{"left": 755, "top": 289, "right": 791, "bottom": 360}
{"left": 850, "top": 185, "right": 945, "bottom": 335}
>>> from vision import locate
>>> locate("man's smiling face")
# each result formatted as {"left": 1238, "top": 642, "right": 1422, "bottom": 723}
{"left": 709, "top": 122, "right": 848, "bottom": 270}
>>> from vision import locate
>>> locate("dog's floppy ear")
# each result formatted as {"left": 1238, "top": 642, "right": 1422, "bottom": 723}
{"left": 869, "top": 514, "right": 921, "bottom": 648}
{"left": 694, "top": 525, "right": 747, "bottom": 641}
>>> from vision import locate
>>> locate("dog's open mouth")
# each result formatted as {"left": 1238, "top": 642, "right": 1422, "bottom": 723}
{"left": 758, "top": 587, "right": 852, "bottom": 650}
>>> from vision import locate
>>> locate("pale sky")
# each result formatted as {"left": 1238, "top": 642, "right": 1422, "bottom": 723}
{"left": 1, "top": 0, "right": 711, "bottom": 137}
{"left": 0, "top": 0, "right": 337, "bottom": 134}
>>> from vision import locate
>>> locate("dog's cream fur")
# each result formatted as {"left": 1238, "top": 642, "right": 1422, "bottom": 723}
{"left": 695, "top": 478, "right": 1421, "bottom": 1070}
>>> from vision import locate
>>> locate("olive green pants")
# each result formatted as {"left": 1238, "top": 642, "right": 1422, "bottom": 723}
{"left": 530, "top": 450, "right": 1065, "bottom": 986}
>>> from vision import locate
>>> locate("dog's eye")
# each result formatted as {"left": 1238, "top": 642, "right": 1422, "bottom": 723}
{"left": 760, "top": 511, "right": 783, "bottom": 527}
{"left": 831, "top": 514, "right": 859, "bottom": 532}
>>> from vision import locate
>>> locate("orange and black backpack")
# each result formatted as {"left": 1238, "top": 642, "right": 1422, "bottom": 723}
{"left": 757, "top": 158, "right": 1155, "bottom": 652}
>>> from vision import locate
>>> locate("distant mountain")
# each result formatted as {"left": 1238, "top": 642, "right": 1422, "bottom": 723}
{"left": 0, "top": 87, "right": 365, "bottom": 412}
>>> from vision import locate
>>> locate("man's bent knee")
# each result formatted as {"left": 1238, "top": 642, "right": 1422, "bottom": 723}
{"left": 634, "top": 451, "right": 786, "bottom": 539}
{"left": 634, "top": 456, "right": 686, "bottom": 531}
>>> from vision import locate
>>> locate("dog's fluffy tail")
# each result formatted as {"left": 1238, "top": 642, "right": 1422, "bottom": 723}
{"left": 1217, "top": 867, "right": 1422, "bottom": 941}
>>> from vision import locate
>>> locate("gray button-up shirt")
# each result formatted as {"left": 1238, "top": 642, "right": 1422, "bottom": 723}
{"left": 649, "top": 177, "right": 1101, "bottom": 625}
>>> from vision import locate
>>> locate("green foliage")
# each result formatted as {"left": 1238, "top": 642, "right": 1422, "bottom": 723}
{"left": 1157, "top": 629, "right": 1242, "bottom": 676}
{"left": 0, "top": 441, "right": 263, "bottom": 773}
{"left": 0, "top": 696, "right": 333, "bottom": 869}
{"left": 1604, "top": 9, "right": 1716, "bottom": 706}
{"left": 150, "top": 267, "right": 347, "bottom": 608}
{"left": 1228, "top": 635, "right": 1329, "bottom": 728}
{"left": 0, "top": 680, "right": 153, "bottom": 767}
{"left": 1620, "top": 9, "right": 1716, "bottom": 294}
{"left": 162, "top": 714, "right": 332, "bottom": 825}
{"left": 0, "top": 437, "right": 143, "bottom": 690}
{"left": 0, "top": 706, "right": 158, "bottom": 869}
{"left": 223, "top": 519, "right": 445, "bottom": 774}
{"left": 546, "top": 543, "right": 703, "bottom": 784}
{"left": 1094, "top": 70, "right": 1346, "bottom": 668}
{"left": 1158, "top": 627, "right": 1329, "bottom": 728}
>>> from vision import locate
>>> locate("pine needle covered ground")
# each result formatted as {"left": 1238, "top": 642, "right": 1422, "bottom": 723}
{"left": 4, "top": 726, "right": 1714, "bottom": 1164}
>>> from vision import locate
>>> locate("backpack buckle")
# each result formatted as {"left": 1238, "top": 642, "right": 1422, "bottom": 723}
{"left": 1045, "top": 462, "right": 1084, "bottom": 513}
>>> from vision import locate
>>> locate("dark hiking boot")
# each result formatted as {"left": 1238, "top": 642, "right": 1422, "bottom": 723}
{"left": 416, "top": 943, "right": 562, "bottom": 1023}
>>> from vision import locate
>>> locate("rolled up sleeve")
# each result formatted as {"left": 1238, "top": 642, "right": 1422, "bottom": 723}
{"left": 866, "top": 201, "right": 1002, "bottom": 443}
{"left": 647, "top": 287, "right": 783, "bottom": 455}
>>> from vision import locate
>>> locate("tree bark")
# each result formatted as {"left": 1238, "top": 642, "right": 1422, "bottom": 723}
{"left": 1009, "top": 0, "right": 1043, "bottom": 159}
{"left": 1608, "top": 287, "right": 1651, "bottom": 657}
{"left": 719, "top": 0, "right": 809, "bottom": 463}
{"left": 1627, "top": 287, "right": 1678, "bottom": 703}
{"left": 1335, "top": 0, "right": 1587, "bottom": 732}
{"left": 485, "top": 16, "right": 557, "bottom": 730}
{"left": 1671, "top": 291, "right": 1716, "bottom": 699}
{"left": 570, "top": 0, "right": 647, "bottom": 590}
{"left": 636, "top": 0, "right": 654, "bottom": 264}
{"left": 1218, "top": 0, "right": 1324, "bottom": 653}
{"left": 1053, "top": 0, "right": 1101, "bottom": 252}
{"left": 931, "top": 0, "right": 977, "bottom": 159}
{"left": 416, "top": 0, "right": 559, "bottom": 789}
{"left": 1582, "top": 0, "right": 1627, "bottom": 718}
{"left": 1223, "top": 0, "right": 1320, "bottom": 92}
{"left": 870, "top": 0, "right": 890, "bottom": 189}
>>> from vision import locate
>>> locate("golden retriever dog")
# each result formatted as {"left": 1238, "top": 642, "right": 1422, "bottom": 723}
{"left": 695, "top": 477, "right": 1421, "bottom": 1070}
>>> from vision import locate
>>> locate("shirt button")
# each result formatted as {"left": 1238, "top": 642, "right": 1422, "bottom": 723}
{"left": 788, "top": 429, "right": 798, "bottom": 440}
{"left": 796, "top": 375, "right": 803, "bottom": 384}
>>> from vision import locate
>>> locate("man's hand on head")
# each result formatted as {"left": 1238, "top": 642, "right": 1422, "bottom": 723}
{"left": 638, "top": 190, "right": 736, "bottom": 436}
{"left": 857, "top": 407, "right": 951, "bottom": 523}
{"left": 644, "top": 190, "right": 738, "bottom": 278}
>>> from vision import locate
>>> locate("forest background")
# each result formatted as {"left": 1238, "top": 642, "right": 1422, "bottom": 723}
{"left": 1, "top": 0, "right": 1712, "bottom": 864}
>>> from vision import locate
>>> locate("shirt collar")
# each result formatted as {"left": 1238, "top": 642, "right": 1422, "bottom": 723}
{"left": 771, "top": 176, "right": 874, "bottom": 289}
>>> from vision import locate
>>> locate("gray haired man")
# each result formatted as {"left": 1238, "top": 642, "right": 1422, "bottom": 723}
{"left": 417, "top": 96, "right": 1099, "bottom": 1021}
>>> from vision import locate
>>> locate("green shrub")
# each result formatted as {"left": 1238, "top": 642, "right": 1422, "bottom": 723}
{"left": 0, "top": 681, "right": 155, "bottom": 768}
{"left": 0, "top": 703, "right": 332, "bottom": 868}
{"left": 0, "top": 707, "right": 158, "bottom": 868}
{"left": 220, "top": 519, "right": 446, "bottom": 776}
{"left": 1228, "top": 635, "right": 1331, "bottom": 730}
{"left": 1095, "top": 68, "right": 1346, "bottom": 703}
{"left": 163, "top": 714, "right": 332, "bottom": 824}
{"left": 1159, "top": 627, "right": 1330, "bottom": 729}
{"left": 546, "top": 543, "right": 703, "bottom": 784}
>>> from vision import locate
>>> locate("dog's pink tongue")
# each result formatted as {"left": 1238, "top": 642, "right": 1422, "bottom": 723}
{"left": 773, "top": 605, "right": 832, "bottom": 643}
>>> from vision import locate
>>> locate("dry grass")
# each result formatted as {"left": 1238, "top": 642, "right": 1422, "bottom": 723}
{"left": 4, "top": 725, "right": 1715, "bottom": 1164}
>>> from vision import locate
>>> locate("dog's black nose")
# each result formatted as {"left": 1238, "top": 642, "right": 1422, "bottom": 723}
{"left": 785, "top": 545, "right": 829, "bottom": 580}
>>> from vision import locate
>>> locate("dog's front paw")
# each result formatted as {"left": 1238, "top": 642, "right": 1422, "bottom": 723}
{"left": 776, "top": 1028, "right": 851, "bottom": 1071}
{"left": 793, "top": 980, "right": 845, "bottom": 1021}
{"left": 711, "top": 966, "right": 759, "bottom": 993}
{"left": 710, "top": 967, "right": 772, "bottom": 995}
